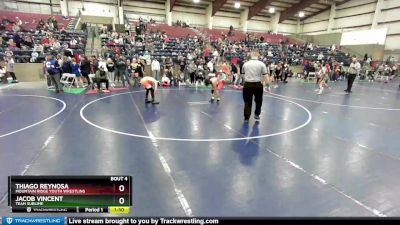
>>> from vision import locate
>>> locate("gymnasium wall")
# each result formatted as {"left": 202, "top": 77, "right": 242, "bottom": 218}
{"left": 213, "top": 11, "right": 240, "bottom": 29}
{"left": 301, "top": 0, "right": 400, "bottom": 51}
{"left": 247, "top": 16, "right": 271, "bottom": 32}
{"left": 301, "top": 10, "right": 330, "bottom": 34}
{"left": 341, "top": 44, "right": 385, "bottom": 61}
{"left": 377, "top": 0, "right": 400, "bottom": 52}
{"left": 68, "top": 0, "right": 118, "bottom": 22}
{"left": 278, "top": 20, "right": 297, "bottom": 35}
{"left": 123, "top": 0, "right": 277, "bottom": 32}
{"left": 333, "top": 0, "right": 376, "bottom": 32}
{"left": 124, "top": 1, "right": 165, "bottom": 22}
{"left": 173, "top": 6, "right": 206, "bottom": 27}
{"left": 2, "top": 0, "right": 60, "bottom": 14}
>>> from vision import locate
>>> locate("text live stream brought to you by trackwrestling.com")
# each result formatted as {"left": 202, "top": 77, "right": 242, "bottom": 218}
{"left": 2, "top": 217, "right": 400, "bottom": 225}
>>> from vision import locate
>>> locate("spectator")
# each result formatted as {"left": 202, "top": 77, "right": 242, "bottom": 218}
{"left": 115, "top": 55, "right": 128, "bottom": 86}
{"left": 12, "top": 32, "right": 23, "bottom": 48}
{"left": 52, "top": 40, "right": 61, "bottom": 50}
{"left": 62, "top": 56, "right": 72, "bottom": 74}
{"left": 2, "top": 16, "right": 12, "bottom": 25}
{"left": 366, "top": 56, "right": 372, "bottom": 66}
{"left": 212, "top": 49, "right": 219, "bottom": 62}
{"left": 207, "top": 59, "right": 214, "bottom": 73}
{"left": 15, "top": 17, "right": 22, "bottom": 26}
{"left": 40, "top": 35, "right": 50, "bottom": 46}
{"left": 188, "top": 60, "right": 197, "bottom": 84}
{"left": 151, "top": 58, "right": 161, "bottom": 81}
{"left": 5, "top": 56, "right": 18, "bottom": 83}
{"left": 138, "top": 57, "right": 146, "bottom": 77}
{"left": 70, "top": 38, "right": 78, "bottom": 48}
{"left": 45, "top": 55, "right": 61, "bottom": 92}
{"left": 90, "top": 55, "right": 99, "bottom": 74}
{"left": 317, "top": 52, "right": 324, "bottom": 61}
{"left": 34, "top": 43, "right": 44, "bottom": 53}
{"left": 80, "top": 55, "right": 91, "bottom": 87}
{"left": 0, "top": 61, "right": 6, "bottom": 83}
{"left": 30, "top": 51, "right": 39, "bottom": 63}
{"left": 94, "top": 65, "right": 109, "bottom": 91}
{"left": 37, "top": 19, "right": 45, "bottom": 29}
{"left": 106, "top": 58, "right": 115, "bottom": 86}
{"left": 23, "top": 35, "right": 34, "bottom": 48}
{"left": 64, "top": 47, "right": 73, "bottom": 58}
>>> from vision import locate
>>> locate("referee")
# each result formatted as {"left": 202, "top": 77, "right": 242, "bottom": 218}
{"left": 345, "top": 56, "right": 361, "bottom": 93}
{"left": 242, "top": 49, "right": 268, "bottom": 122}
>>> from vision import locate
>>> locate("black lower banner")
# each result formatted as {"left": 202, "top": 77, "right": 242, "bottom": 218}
{"left": 66, "top": 217, "right": 400, "bottom": 225}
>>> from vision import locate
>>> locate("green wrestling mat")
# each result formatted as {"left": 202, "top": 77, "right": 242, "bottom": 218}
{"left": 48, "top": 87, "right": 87, "bottom": 94}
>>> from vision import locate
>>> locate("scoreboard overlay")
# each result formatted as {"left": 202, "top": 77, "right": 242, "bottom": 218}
{"left": 8, "top": 176, "right": 132, "bottom": 213}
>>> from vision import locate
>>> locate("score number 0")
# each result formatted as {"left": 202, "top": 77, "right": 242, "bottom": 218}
{"left": 119, "top": 184, "right": 125, "bottom": 205}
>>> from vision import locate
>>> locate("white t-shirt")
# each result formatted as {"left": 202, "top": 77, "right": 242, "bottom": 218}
{"left": 349, "top": 62, "right": 361, "bottom": 74}
{"left": 243, "top": 59, "right": 268, "bottom": 82}
{"left": 98, "top": 61, "right": 108, "bottom": 72}
{"left": 207, "top": 61, "right": 214, "bottom": 72}
{"left": 151, "top": 60, "right": 160, "bottom": 71}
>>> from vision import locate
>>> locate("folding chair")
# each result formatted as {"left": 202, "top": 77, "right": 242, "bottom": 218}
{"left": 306, "top": 72, "right": 316, "bottom": 82}
{"left": 60, "top": 73, "right": 76, "bottom": 91}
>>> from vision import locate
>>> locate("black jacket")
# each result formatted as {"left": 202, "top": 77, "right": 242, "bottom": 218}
{"left": 80, "top": 59, "right": 91, "bottom": 74}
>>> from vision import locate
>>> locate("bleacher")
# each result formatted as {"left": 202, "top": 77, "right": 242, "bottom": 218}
{"left": 0, "top": 11, "right": 73, "bottom": 31}
{"left": 248, "top": 31, "right": 288, "bottom": 44}
{"left": 146, "top": 23, "right": 197, "bottom": 38}
{"left": 100, "top": 20, "right": 352, "bottom": 66}
{"left": 197, "top": 27, "right": 243, "bottom": 42}
{"left": 304, "top": 46, "right": 351, "bottom": 66}
{"left": 0, "top": 11, "right": 86, "bottom": 63}
{"left": 1, "top": 30, "right": 87, "bottom": 63}
{"left": 101, "top": 36, "right": 196, "bottom": 64}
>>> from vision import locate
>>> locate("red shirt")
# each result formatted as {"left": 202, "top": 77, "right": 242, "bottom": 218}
{"left": 204, "top": 48, "right": 209, "bottom": 57}
{"left": 325, "top": 64, "right": 331, "bottom": 72}
{"left": 74, "top": 53, "right": 80, "bottom": 64}
{"left": 40, "top": 37, "right": 49, "bottom": 45}
{"left": 231, "top": 57, "right": 238, "bottom": 65}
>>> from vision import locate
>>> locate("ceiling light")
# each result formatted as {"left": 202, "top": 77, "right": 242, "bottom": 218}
{"left": 234, "top": 2, "right": 240, "bottom": 8}
{"left": 193, "top": 0, "right": 200, "bottom": 3}
{"left": 299, "top": 11, "right": 305, "bottom": 17}
{"left": 269, "top": 7, "right": 275, "bottom": 13}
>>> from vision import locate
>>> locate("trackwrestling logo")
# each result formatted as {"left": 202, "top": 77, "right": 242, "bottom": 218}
{"left": 6, "top": 217, "right": 13, "bottom": 224}
{"left": 2, "top": 217, "right": 64, "bottom": 225}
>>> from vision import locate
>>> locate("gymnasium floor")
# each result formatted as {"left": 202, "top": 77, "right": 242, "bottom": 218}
{"left": 1, "top": 79, "right": 400, "bottom": 217}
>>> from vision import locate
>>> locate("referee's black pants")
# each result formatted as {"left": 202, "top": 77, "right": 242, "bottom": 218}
{"left": 243, "top": 82, "right": 263, "bottom": 120}
{"left": 346, "top": 73, "right": 357, "bottom": 92}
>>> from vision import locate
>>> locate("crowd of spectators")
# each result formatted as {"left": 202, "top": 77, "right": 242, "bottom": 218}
{"left": 175, "top": 20, "right": 189, "bottom": 28}
{"left": 87, "top": 17, "right": 363, "bottom": 90}
{"left": 0, "top": 12, "right": 86, "bottom": 84}
{"left": 3, "top": 13, "right": 397, "bottom": 90}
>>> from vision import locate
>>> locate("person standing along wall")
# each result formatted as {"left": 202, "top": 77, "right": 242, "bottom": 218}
{"left": 115, "top": 56, "right": 128, "bottom": 87}
{"left": 45, "top": 55, "right": 62, "bottom": 93}
{"left": 5, "top": 56, "right": 18, "bottom": 83}
{"left": 80, "top": 55, "right": 91, "bottom": 87}
{"left": 151, "top": 58, "right": 161, "bottom": 81}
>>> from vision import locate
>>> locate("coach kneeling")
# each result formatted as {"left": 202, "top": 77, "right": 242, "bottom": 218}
{"left": 242, "top": 49, "right": 268, "bottom": 122}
